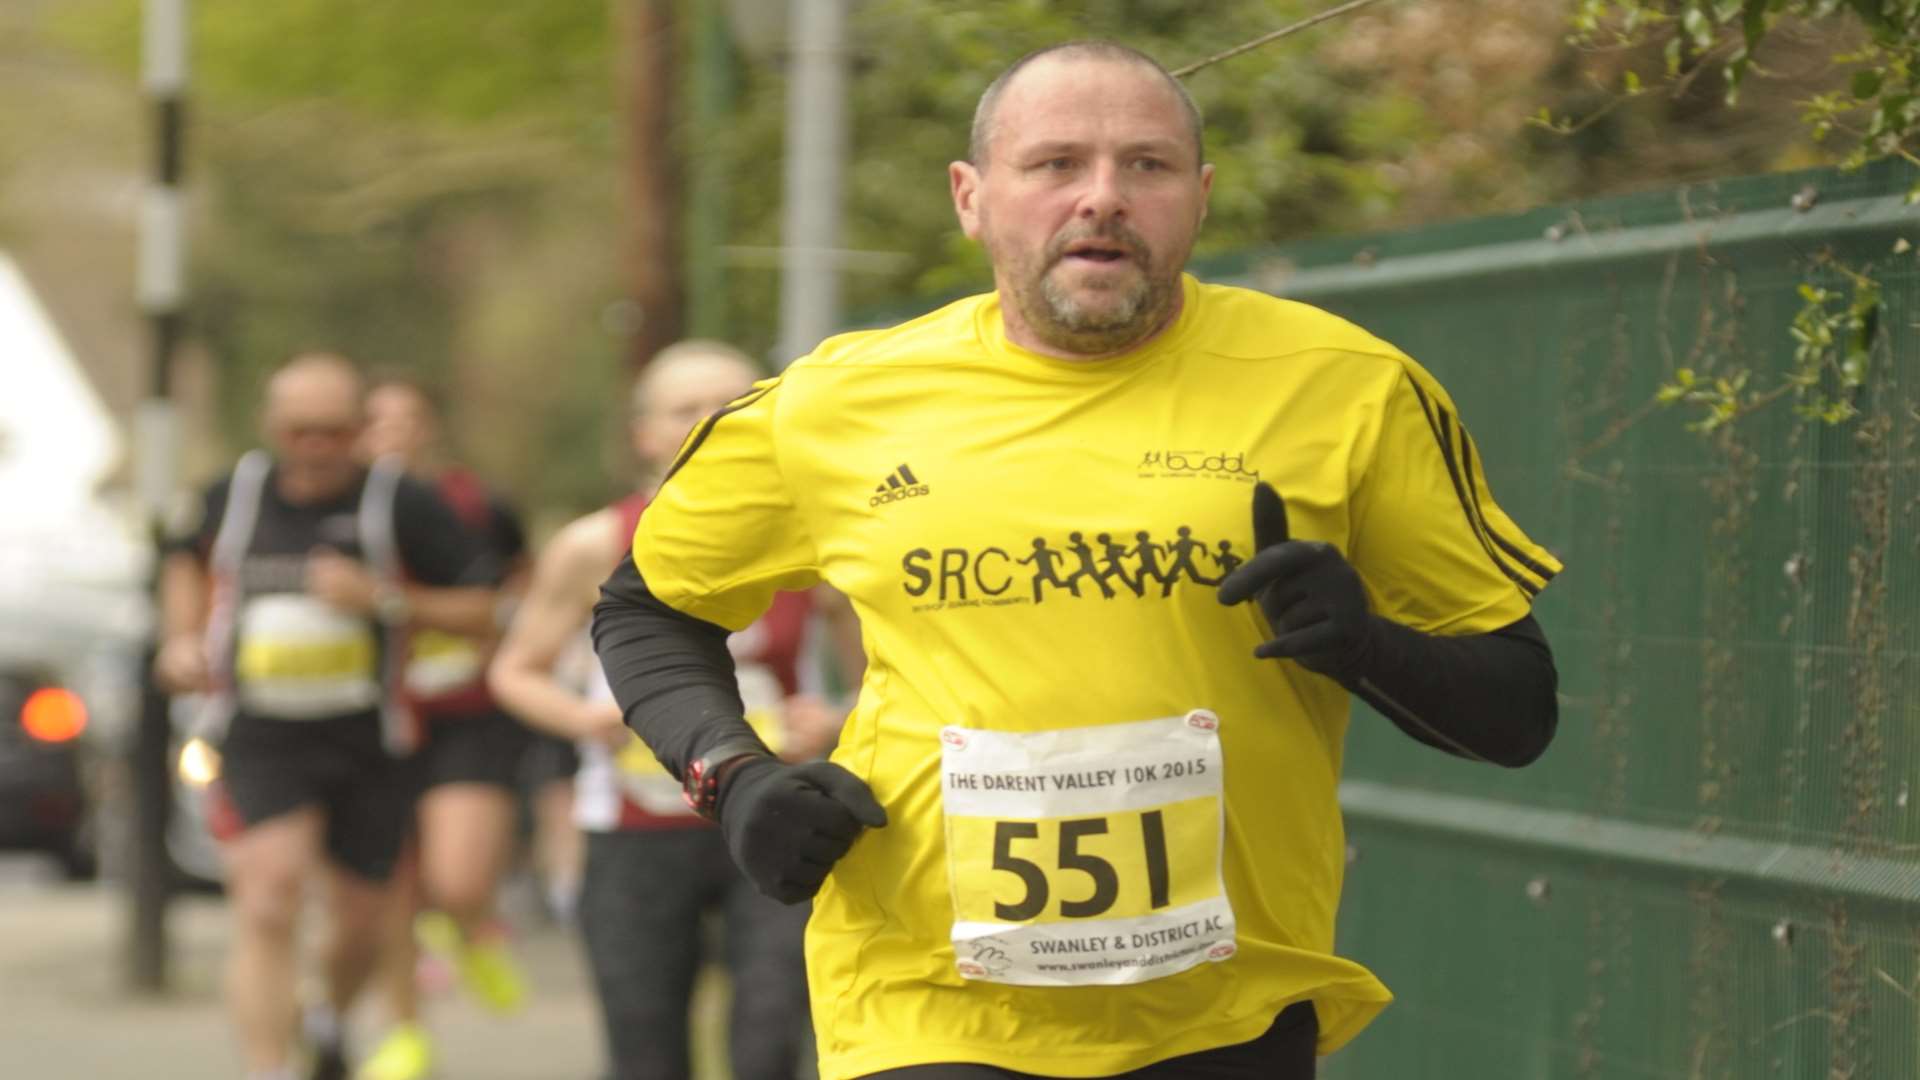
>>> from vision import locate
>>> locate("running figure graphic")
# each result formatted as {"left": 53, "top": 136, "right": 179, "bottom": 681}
{"left": 1018, "top": 538, "right": 1079, "bottom": 603}
{"left": 1212, "top": 539, "right": 1245, "bottom": 578}
{"left": 1162, "top": 526, "right": 1219, "bottom": 595}
{"left": 1096, "top": 532, "right": 1145, "bottom": 598}
{"left": 1063, "top": 532, "right": 1118, "bottom": 599}
{"left": 1128, "top": 531, "right": 1170, "bottom": 595}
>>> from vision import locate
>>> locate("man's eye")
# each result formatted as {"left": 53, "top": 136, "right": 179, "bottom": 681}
{"left": 1133, "top": 157, "right": 1167, "bottom": 171}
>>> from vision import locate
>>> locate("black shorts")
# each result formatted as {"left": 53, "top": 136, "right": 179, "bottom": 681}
{"left": 518, "top": 731, "right": 579, "bottom": 789}
{"left": 413, "top": 708, "right": 532, "bottom": 791}
{"left": 858, "top": 1000, "right": 1317, "bottom": 1079}
{"left": 215, "top": 711, "right": 416, "bottom": 883}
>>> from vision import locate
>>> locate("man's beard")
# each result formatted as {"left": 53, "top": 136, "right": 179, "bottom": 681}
{"left": 1003, "top": 223, "right": 1179, "bottom": 356}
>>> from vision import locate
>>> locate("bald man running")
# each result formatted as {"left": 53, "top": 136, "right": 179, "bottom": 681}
{"left": 158, "top": 353, "right": 499, "bottom": 1080}
{"left": 592, "top": 42, "right": 1559, "bottom": 1080}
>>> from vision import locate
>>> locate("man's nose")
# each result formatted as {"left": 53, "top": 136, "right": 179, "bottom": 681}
{"left": 1075, "top": 160, "right": 1127, "bottom": 223}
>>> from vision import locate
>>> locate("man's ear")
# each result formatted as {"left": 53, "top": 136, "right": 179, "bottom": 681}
{"left": 950, "top": 160, "right": 983, "bottom": 240}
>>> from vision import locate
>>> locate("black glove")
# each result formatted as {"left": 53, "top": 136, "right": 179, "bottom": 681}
{"left": 1216, "top": 482, "right": 1376, "bottom": 680}
{"left": 717, "top": 757, "right": 888, "bottom": 904}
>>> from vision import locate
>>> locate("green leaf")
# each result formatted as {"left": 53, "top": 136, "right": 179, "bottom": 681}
{"left": 1870, "top": 93, "right": 1912, "bottom": 137}
{"left": 1853, "top": 68, "right": 1885, "bottom": 99}
{"left": 1682, "top": 6, "right": 1714, "bottom": 47}
{"left": 1725, "top": 53, "right": 1751, "bottom": 104}
{"left": 1742, "top": 0, "right": 1767, "bottom": 48}
{"left": 1624, "top": 69, "right": 1642, "bottom": 94}
{"left": 1851, "top": 279, "right": 1883, "bottom": 317}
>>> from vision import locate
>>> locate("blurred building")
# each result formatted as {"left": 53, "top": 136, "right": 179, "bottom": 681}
{"left": 0, "top": 251, "right": 149, "bottom": 745}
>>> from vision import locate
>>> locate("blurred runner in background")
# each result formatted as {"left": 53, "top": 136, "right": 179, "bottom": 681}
{"left": 355, "top": 375, "right": 533, "bottom": 1080}
{"left": 156, "top": 353, "right": 497, "bottom": 1080}
{"left": 489, "top": 340, "right": 861, "bottom": 1080}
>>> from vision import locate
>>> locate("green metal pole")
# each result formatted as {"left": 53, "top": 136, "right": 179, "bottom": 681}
{"left": 685, "top": 1, "right": 736, "bottom": 340}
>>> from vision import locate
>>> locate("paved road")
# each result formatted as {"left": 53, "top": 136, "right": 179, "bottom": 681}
{"left": 0, "top": 861, "right": 623, "bottom": 1079}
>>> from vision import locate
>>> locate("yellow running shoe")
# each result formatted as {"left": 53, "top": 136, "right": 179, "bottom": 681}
{"left": 414, "top": 912, "right": 527, "bottom": 1015}
{"left": 413, "top": 911, "right": 461, "bottom": 959}
{"left": 356, "top": 1022, "right": 432, "bottom": 1080}
{"left": 457, "top": 933, "right": 528, "bottom": 1014}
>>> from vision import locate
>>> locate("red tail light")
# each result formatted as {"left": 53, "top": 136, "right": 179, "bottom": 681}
{"left": 22, "top": 688, "right": 87, "bottom": 743}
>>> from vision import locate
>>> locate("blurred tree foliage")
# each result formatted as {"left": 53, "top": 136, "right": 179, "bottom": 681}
{"left": 1559, "top": 1, "right": 1914, "bottom": 433}
{"left": 693, "top": 0, "right": 1844, "bottom": 342}
{"left": 1566, "top": 1, "right": 1916, "bottom": 190}
{"left": 41, "top": 0, "right": 1847, "bottom": 518}
{"left": 750, "top": 0, "right": 1599, "bottom": 319}
{"left": 49, "top": 1, "right": 628, "bottom": 519}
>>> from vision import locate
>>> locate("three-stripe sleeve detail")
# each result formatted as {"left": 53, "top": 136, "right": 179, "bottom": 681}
{"left": 1457, "top": 432, "right": 1560, "bottom": 585}
{"left": 659, "top": 381, "right": 778, "bottom": 487}
{"left": 1404, "top": 376, "right": 1549, "bottom": 598}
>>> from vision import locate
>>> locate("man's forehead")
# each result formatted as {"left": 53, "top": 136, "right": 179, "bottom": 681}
{"left": 270, "top": 400, "right": 359, "bottom": 425}
{"left": 639, "top": 355, "right": 755, "bottom": 409}
{"left": 991, "top": 56, "right": 1191, "bottom": 147}
{"left": 268, "top": 374, "right": 360, "bottom": 420}
{"left": 1004, "top": 53, "right": 1164, "bottom": 93}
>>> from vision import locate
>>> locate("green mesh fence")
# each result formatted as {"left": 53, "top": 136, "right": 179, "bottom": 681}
{"left": 1199, "top": 161, "right": 1920, "bottom": 1079}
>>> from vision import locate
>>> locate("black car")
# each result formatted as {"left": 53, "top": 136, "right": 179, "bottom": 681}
{"left": 0, "top": 666, "right": 97, "bottom": 879}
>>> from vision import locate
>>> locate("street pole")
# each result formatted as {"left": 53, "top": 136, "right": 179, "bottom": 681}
{"left": 685, "top": 4, "right": 737, "bottom": 340}
{"left": 621, "top": 0, "right": 684, "bottom": 369}
{"left": 130, "top": 0, "right": 187, "bottom": 994}
{"left": 775, "top": 0, "right": 848, "bottom": 368}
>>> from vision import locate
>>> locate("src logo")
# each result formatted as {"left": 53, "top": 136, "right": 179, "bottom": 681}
{"left": 902, "top": 526, "right": 1247, "bottom": 607}
{"left": 1138, "top": 450, "right": 1258, "bottom": 482}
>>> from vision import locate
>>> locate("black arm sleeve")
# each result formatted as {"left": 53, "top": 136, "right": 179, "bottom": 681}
{"left": 590, "top": 556, "right": 767, "bottom": 781}
{"left": 1342, "top": 613, "right": 1558, "bottom": 768}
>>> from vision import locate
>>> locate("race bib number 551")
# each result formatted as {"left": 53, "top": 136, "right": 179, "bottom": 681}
{"left": 940, "top": 711, "right": 1235, "bottom": 987}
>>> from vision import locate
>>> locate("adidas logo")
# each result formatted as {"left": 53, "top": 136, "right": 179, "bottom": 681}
{"left": 870, "top": 463, "right": 930, "bottom": 508}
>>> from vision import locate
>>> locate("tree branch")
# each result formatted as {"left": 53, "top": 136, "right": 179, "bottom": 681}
{"left": 1170, "top": 0, "right": 1397, "bottom": 79}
